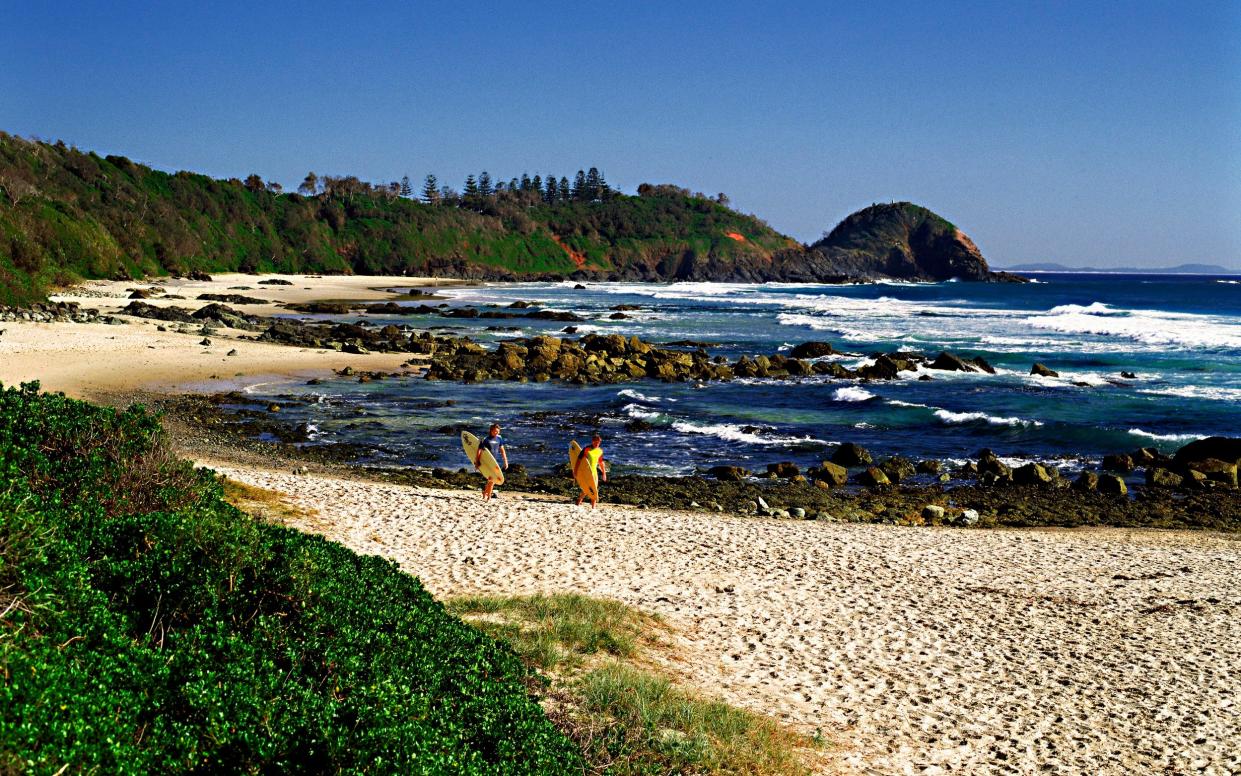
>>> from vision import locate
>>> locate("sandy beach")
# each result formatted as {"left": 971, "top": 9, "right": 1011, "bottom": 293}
{"left": 0, "top": 274, "right": 440, "bottom": 397}
{"left": 211, "top": 461, "right": 1240, "bottom": 775}
{"left": 4, "top": 275, "right": 1238, "bottom": 774}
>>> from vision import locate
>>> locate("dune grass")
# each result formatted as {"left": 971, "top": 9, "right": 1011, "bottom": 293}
{"left": 449, "top": 593, "right": 819, "bottom": 775}
{"left": 448, "top": 593, "right": 654, "bottom": 671}
{"left": 220, "top": 477, "right": 318, "bottom": 524}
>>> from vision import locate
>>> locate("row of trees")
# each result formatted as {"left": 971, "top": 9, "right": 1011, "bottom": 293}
{"left": 420, "top": 167, "right": 615, "bottom": 207}
{"left": 285, "top": 167, "right": 618, "bottom": 207}
{"left": 261, "top": 166, "right": 730, "bottom": 210}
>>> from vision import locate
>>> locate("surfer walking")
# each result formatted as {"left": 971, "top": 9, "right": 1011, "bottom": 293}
{"left": 475, "top": 423, "right": 508, "bottom": 501}
{"left": 574, "top": 433, "right": 607, "bottom": 508}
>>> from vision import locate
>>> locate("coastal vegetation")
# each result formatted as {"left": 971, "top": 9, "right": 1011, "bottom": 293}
{"left": 0, "top": 382, "right": 582, "bottom": 773}
{"left": 0, "top": 132, "right": 792, "bottom": 306}
{"left": 0, "top": 132, "right": 1009, "bottom": 306}
{"left": 449, "top": 594, "right": 817, "bottom": 775}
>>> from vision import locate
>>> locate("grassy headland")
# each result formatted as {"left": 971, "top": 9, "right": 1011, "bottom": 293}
{"left": 0, "top": 133, "right": 793, "bottom": 306}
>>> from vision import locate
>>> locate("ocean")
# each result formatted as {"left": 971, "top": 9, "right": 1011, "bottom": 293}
{"left": 237, "top": 273, "right": 1239, "bottom": 479}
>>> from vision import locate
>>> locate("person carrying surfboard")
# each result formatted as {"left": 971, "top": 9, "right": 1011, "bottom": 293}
{"left": 475, "top": 423, "right": 508, "bottom": 501}
{"left": 574, "top": 433, "right": 607, "bottom": 508}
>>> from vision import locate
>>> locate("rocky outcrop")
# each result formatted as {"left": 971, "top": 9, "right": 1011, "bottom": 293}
{"left": 796, "top": 203, "right": 1021, "bottom": 283}
{"left": 1175, "top": 437, "right": 1241, "bottom": 468}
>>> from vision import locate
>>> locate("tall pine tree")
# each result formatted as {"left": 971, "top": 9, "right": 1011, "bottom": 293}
{"left": 572, "top": 170, "right": 587, "bottom": 201}
{"left": 544, "top": 176, "right": 558, "bottom": 203}
{"left": 421, "top": 174, "right": 439, "bottom": 204}
{"left": 399, "top": 175, "right": 412, "bottom": 197}
{"left": 559, "top": 176, "right": 571, "bottom": 202}
{"left": 585, "top": 167, "right": 602, "bottom": 200}
{"left": 464, "top": 174, "right": 479, "bottom": 197}
{"left": 478, "top": 171, "right": 493, "bottom": 197}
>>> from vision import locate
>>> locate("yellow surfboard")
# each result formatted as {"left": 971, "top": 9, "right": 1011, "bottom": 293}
{"left": 569, "top": 440, "right": 598, "bottom": 502}
{"left": 462, "top": 431, "right": 504, "bottom": 484}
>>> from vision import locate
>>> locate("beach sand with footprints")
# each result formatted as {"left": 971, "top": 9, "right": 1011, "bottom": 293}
{"left": 210, "top": 461, "right": 1241, "bottom": 775}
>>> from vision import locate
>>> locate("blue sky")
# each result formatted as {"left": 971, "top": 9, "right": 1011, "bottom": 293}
{"left": 3, "top": 1, "right": 1239, "bottom": 268}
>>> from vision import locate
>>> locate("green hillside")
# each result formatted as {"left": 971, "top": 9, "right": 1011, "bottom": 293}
{"left": 0, "top": 133, "right": 794, "bottom": 305}
{"left": 0, "top": 382, "right": 582, "bottom": 773}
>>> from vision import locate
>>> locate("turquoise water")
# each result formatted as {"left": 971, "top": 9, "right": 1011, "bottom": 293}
{"left": 243, "top": 274, "right": 1240, "bottom": 476}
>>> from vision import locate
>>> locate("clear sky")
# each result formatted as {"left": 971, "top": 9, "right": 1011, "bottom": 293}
{"left": 3, "top": 1, "right": 1239, "bottom": 269}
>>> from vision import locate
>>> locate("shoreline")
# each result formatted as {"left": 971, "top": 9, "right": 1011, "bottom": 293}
{"left": 3, "top": 273, "right": 1234, "bottom": 532}
{"left": 3, "top": 273, "right": 1239, "bottom": 773}
{"left": 0, "top": 274, "right": 435, "bottom": 399}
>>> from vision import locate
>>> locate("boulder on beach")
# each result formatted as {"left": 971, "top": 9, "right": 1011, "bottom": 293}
{"left": 809, "top": 460, "right": 848, "bottom": 487}
{"left": 1146, "top": 467, "right": 1184, "bottom": 489}
{"left": 766, "top": 462, "right": 800, "bottom": 478}
{"left": 977, "top": 449, "right": 1011, "bottom": 479}
{"left": 856, "top": 466, "right": 891, "bottom": 488}
{"left": 1174, "top": 437, "right": 1241, "bottom": 467}
{"left": 831, "top": 442, "right": 873, "bottom": 467}
{"left": 879, "top": 456, "right": 916, "bottom": 484}
{"left": 1101, "top": 453, "right": 1135, "bottom": 473}
{"left": 1097, "top": 474, "right": 1128, "bottom": 496}
{"left": 1189, "top": 459, "right": 1238, "bottom": 488}
{"left": 708, "top": 465, "right": 751, "bottom": 482}
{"left": 1013, "top": 462, "right": 1054, "bottom": 485}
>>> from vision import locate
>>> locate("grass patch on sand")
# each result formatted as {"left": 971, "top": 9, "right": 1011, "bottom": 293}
{"left": 449, "top": 593, "right": 653, "bottom": 671}
{"left": 449, "top": 593, "right": 819, "bottom": 775}
{"left": 221, "top": 477, "right": 317, "bottom": 524}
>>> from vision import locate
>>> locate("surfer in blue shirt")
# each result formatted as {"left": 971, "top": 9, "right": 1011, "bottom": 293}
{"left": 475, "top": 423, "right": 508, "bottom": 501}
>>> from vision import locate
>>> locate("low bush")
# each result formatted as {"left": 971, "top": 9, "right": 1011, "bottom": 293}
{"left": 0, "top": 382, "right": 582, "bottom": 773}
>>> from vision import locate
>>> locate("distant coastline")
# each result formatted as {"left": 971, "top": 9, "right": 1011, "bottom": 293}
{"left": 998, "top": 262, "right": 1240, "bottom": 275}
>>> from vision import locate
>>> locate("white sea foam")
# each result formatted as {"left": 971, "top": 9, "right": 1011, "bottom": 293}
{"left": 617, "top": 388, "right": 661, "bottom": 402}
{"left": 933, "top": 409, "right": 1043, "bottom": 427}
{"left": 621, "top": 403, "right": 662, "bottom": 420}
{"left": 670, "top": 420, "right": 825, "bottom": 446}
{"left": 887, "top": 399, "right": 929, "bottom": 408}
{"left": 1127, "top": 428, "right": 1205, "bottom": 443}
{"left": 1217, "top": 279, "right": 1240, "bottom": 285}
{"left": 1137, "top": 385, "right": 1241, "bottom": 402}
{"left": 1025, "top": 301, "right": 1241, "bottom": 350}
{"left": 832, "top": 386, "right": 876, "bottom": 402}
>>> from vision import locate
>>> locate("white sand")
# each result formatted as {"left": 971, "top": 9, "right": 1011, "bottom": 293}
{"left": 1, "top": 274, "right": 442, "bottom": 397}
{"left": 210, "top": 462, "right": 1241, "bottom": 776}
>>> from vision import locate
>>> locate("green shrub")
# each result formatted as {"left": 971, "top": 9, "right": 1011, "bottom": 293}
{"left": 0, "top": 382, "right": 582, "bottom": 773}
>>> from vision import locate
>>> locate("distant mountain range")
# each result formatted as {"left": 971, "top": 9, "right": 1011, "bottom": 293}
{"left": 1000, "top": 262, "right": 1240, "bottom": 275}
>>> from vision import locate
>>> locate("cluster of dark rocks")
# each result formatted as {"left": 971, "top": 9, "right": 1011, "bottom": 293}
{"left": 417, "top": 331, "right": 1009, "bottom": 385}
{"left": 708, "top": 443, "right": 950, "bottom": 490}
{"left": 121, "top": 301, "right": 266, "bottom": 332}
{"left": 0, "top": 301, "right": 117, "bottom": 324}
{"left": 705, "top": 437, "right": 1240, "bottom": 502}
{"left": 286, "top": 301, "right": 587, "bottom": 323}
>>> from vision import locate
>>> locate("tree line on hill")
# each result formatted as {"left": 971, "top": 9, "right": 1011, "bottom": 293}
{"left": 0, "top": 132, "right": 789, "bottom": 304}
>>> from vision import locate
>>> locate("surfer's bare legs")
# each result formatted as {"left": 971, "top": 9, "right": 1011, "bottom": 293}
{"left": 483, "top": 478, "right": 496, "bottom": 500}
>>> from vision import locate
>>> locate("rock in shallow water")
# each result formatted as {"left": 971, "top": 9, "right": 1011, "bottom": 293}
{"left": 831, "top": 442, "right": 873, "bottom": 467}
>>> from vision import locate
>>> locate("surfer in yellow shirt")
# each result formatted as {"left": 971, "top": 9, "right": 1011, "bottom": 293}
{"left": 574, "top": 433, "right": 607, "bottom": 508}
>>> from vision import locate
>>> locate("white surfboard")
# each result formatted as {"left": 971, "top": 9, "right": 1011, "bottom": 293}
{"left": 462, "top": 431, "right": 504, "bottom": 484}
